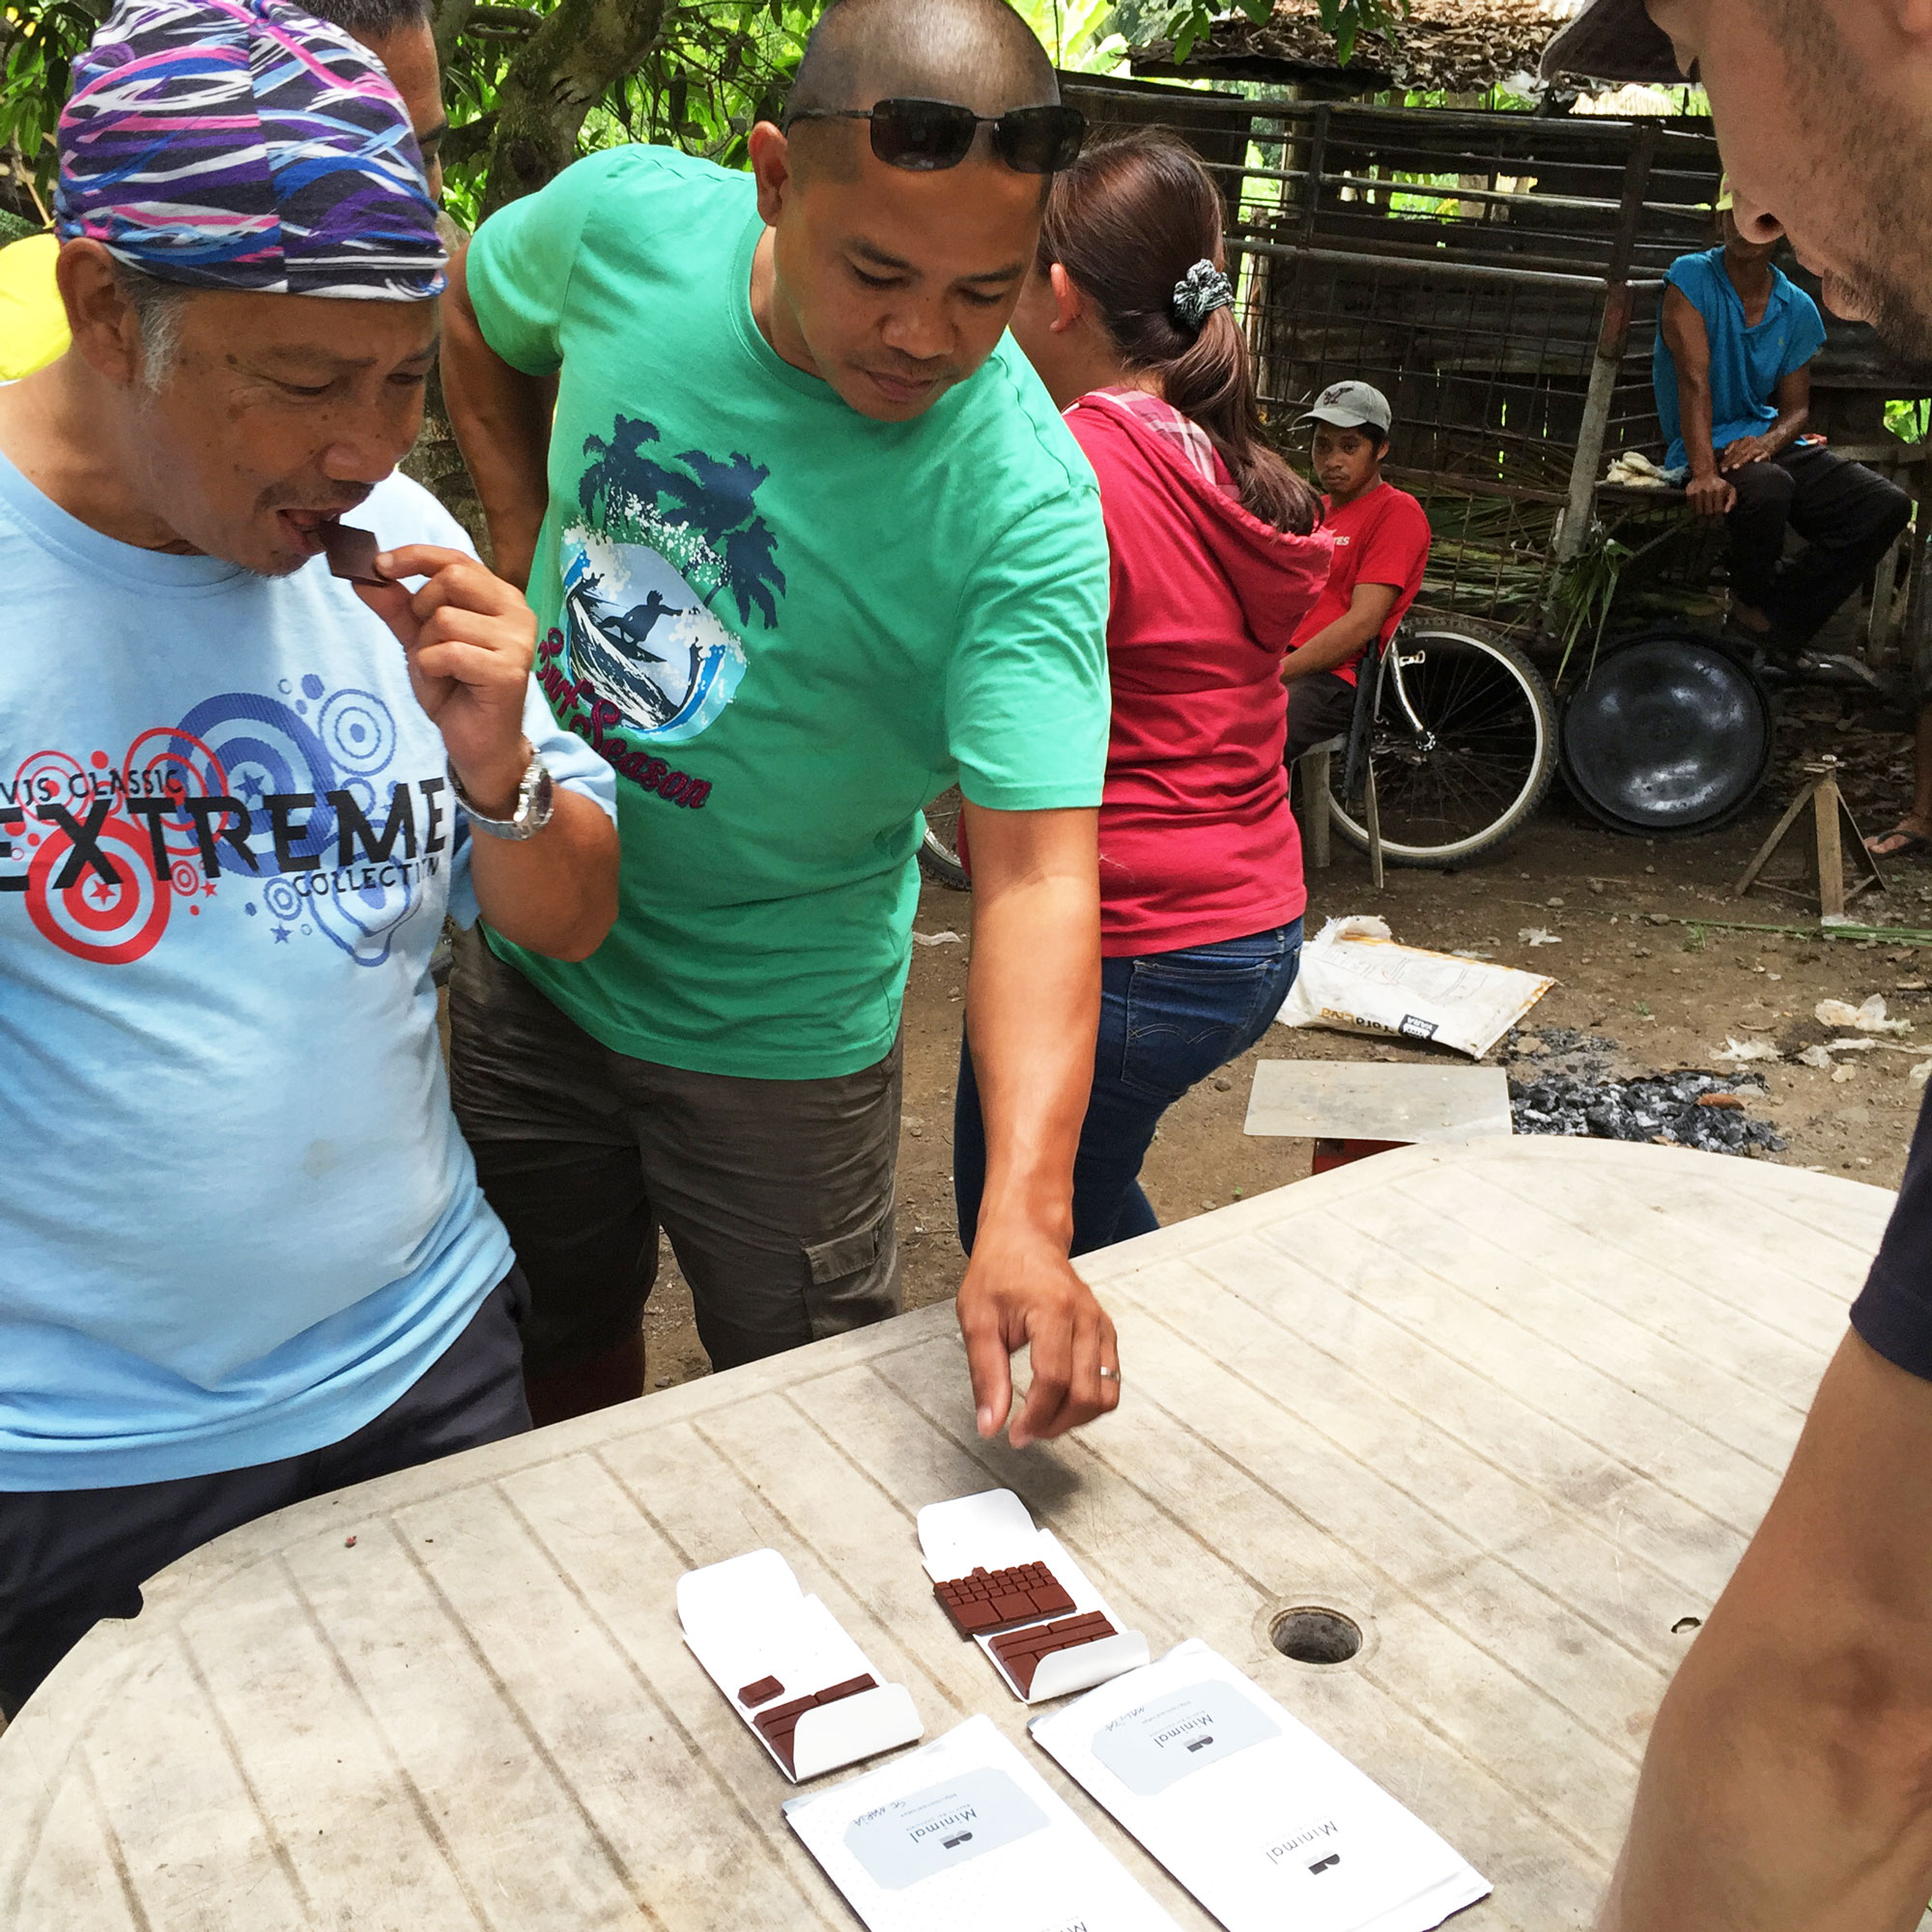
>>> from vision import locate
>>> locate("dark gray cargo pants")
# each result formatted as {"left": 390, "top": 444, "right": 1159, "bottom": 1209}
{"left": 447, "top": 927, "right": 902, "bottom": 1378}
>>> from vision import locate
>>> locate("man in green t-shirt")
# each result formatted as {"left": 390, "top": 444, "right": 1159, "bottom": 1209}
{"left": 442, "top": 0, "right": 1119, "bottom": 1448}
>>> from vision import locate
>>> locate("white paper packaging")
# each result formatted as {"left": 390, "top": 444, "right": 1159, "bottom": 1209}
{"left": 1030, "top": 1640, "right": 1491, "bottom": 1932}
{"left": 676, "top": 1548, "right": 923, "bottom": 1782}
{"left": 784, "top": 1714, "right": 1181, "bottom": 1932}
{"left": 1275, "top": 915, "right": 1552, "bottom": 1061}
{"left": 918, "top": 1490, "right": 1150, "bottom": 1703}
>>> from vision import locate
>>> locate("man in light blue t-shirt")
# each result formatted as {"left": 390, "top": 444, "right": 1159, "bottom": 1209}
{"left": 0, "top": 0, "right": 619, "bottom": 1716}
{"left": 1655, "top": 203, "right": 1910, "bottom": 655}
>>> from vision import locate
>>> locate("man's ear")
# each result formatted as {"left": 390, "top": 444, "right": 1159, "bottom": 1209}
{"left": 1047, "top": 261, "right": 1084, "bottom": 336}
{"left": 55, "top": 241, "right": 144, "bottom": 387}
{"left": 749, "top": 120, "right": 792, "bottom": 227}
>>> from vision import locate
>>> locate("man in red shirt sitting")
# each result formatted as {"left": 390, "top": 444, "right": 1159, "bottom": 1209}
{"left": 1282, "top": 382, "right": 1434, "bottom": 765}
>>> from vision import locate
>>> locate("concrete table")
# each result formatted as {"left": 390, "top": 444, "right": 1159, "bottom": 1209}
{"left": 0, "top": 1139, "right": 1893, "bottom": 1932}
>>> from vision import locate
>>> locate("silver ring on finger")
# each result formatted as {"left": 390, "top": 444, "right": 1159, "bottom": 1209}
{"left": 1098, "top": 1365, "right": 1122, "bottom": 1384}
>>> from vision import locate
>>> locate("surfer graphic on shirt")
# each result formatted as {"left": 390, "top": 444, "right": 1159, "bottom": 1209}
{"left": 556, "top": 413, "right": 782, "bottom": 748}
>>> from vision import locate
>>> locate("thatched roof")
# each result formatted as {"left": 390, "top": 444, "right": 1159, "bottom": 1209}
{"left": 1130, "top": 0, "right": 1581, "bottom": 94}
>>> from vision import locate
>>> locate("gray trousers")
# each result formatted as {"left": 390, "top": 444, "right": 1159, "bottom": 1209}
{"left": 0, "top": 1270, "right": 530, "bottom": 1719}
{"left": 447, "top": 927, "right": 902, "bottom": 1378}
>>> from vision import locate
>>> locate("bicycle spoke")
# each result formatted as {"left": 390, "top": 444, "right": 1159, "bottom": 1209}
{"left": 1353, "top": 634, "right": 1548, "bottom": 854}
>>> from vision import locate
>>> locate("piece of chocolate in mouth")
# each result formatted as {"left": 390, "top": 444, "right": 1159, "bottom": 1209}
{"left": 323, "top": 522, "right": 385, "bottom": 584}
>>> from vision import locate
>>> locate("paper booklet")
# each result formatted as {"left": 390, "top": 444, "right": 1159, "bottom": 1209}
{"left": 918, "top": 1490, "right": 1150, "bottom": 1703}
{"left": 676, "top": 1548, "right": 923, "bottom": 1782}
{"left": 1029, "top": 1639, "right": 1491, "bottom": 1932}
{"left": 784, "top": 1714, "right": 1182, "bottom": 1932}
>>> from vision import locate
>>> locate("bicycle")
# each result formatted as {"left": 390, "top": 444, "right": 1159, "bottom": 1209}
{"left": 1327, "top": 619, "right": 1558, "bottom": 867}
{"left": 917, "top": 784, "right": 970, "bottom": 890}
{"left": 917, "top": 618, "right": 1559, "bottom": 888}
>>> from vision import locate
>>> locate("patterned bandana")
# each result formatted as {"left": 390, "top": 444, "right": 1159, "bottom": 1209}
{"left": 54, "top": 0, "right": 445, "bottom": 300}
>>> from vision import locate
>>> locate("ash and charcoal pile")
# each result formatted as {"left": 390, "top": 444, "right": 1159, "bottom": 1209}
{"left": 1504, "top": 1027, "right": 1787, "bottom": 1155}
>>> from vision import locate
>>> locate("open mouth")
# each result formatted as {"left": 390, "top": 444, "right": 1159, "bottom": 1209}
{"left": 277, "top": 504, "right": 369, "bottom": 557}
{"left": 278, "top": 511, "right": 329, "bottom": 556}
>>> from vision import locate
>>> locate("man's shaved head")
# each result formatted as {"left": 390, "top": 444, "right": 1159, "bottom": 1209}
{"left": 789, "top": 0, "right": 1059, "bottom": 122}
{"left": 748, "top": 0, "right": 1058, "bottom": 424}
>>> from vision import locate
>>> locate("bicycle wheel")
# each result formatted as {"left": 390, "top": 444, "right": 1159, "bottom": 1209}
{"left": 1328, "top": 625, "right": 1557, "bottom": 867}
{"left": 917, "top": 784, "right": 970, "bottom": 891}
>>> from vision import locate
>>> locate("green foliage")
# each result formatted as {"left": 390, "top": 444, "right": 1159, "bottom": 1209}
{"left": 2, "top": 0, "right": 100, "bottom": 211}
{"left": 436, "top": 0, "right": 813, "bottom": 226}
{"left": 2, "top": 0, "right": 1371, "bottom": 223}
{"left": 1550, "top": 526, "right": 1634, "bottom": 683}
{"left": 1887, "top": 398, "right": 1932, "bottom": 446}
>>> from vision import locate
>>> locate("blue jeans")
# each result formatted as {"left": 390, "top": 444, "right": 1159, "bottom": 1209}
{"left": 953, "top": 920, "right": 1303, "bottom": 1259}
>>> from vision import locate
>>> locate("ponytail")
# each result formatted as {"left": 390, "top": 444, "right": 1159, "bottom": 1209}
{"left": 1039, "top": 134, "right": 1321, "bottom": 536}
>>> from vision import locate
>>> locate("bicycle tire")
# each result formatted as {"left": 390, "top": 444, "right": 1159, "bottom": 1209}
{"left": 917, "top": 785, "right": 971, "bottom": 891}
{"left": 1327, "top": 624, "right": 1558, "bottom": 867}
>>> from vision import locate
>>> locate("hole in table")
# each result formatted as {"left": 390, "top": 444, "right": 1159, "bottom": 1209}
{"left": 1270, "top": 1606, "right": 1363, "bottom": 1665}
{"left": 1671, "top": 1615, "right": 1703, "bottom": 1635}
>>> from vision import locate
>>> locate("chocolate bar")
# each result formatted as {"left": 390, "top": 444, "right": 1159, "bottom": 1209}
{"left": 934, "top": 1561, "right": 1076, "bottom": 1637}
{"left": 738, "top": 1675, "right": 784, "bottom": 1708}
{"left": 753, "top": 1672, "right": 878, "bottom": 1775}
{"left": 323, "top": 521, "right": 385, "bottom": 584}
{"left": 988, "top": 1611, "right": 1117, "bottom": 1696}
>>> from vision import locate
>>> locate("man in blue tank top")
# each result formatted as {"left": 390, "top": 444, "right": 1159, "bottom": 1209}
{"left": 1655, "top": 196, "right": 1909, "bottom": 657}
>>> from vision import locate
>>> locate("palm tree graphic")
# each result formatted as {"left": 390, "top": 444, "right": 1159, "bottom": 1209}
{"left": 578, "top": 415, "right": 785, "bottom": 629}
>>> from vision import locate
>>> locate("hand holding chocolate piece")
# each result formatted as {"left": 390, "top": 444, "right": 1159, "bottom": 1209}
{"left": 323, "top": 522, "right": 385, "bottom": 585}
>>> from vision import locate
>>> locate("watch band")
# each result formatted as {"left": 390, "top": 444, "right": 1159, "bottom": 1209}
{"left": 449, "top": 744, "right": 555, "bottom": 841}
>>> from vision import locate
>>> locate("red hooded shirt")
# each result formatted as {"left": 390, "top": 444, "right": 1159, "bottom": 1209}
{"left": 1065, "top": 391, "right": 1334, "bottom": 955}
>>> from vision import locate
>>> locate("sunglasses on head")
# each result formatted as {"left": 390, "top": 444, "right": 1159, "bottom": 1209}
{"left": 781, "top": 98, "right": 1087, "bottom": 175}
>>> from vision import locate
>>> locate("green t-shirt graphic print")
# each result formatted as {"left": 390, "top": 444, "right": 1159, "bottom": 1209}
{"left": 466, "top": 145, "right": 1111, "bottom": 1079}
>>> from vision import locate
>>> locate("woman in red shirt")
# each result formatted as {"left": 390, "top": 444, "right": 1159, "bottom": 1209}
{"left": 953, "top": 133, "right": 1335, "bottom": 1257}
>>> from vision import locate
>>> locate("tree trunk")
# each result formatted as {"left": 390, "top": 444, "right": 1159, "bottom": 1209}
{"left": 479, "top": 0, "right": 671, "bottom": 213}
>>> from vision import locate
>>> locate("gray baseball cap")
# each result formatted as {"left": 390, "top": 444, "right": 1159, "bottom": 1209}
{"left": 1298, "top": 381, "right": 1392, "bottom": 434}
{"left": 1540, "top": 0, "right": 1680, "bottom": 83}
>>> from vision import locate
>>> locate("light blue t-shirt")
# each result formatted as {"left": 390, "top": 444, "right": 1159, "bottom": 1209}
{"left": 0, "top": 456, "right": 615, "bottom": 1490}
{"left": 1654, "top": 246, "right": 1828, "bottom": 471}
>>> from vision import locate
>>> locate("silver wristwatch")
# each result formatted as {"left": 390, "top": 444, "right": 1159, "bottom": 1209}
{"left": 449, "top": 744, "right": 555, "bottom": 841}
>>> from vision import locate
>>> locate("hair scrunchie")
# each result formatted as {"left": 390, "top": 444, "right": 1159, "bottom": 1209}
{"left": 1171, "top": 258, "right": 1234, "bottom": 333}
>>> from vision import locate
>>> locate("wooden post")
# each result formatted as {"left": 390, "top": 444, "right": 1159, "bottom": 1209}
{"left": 1555, "top": 122, "right": 1660, "bottom": 566}
{"left": 1365, "top": 758, "right": 1386, "bottom": 894}
{"left": 1298, "top": 103, "right": 1330, "bottom": 246}
{"left": 1867, "top": 529, "right": 1905, "bottom": 667}
{"left": 1735, "top": 756, "right": 1888, "bottom": 915}
{"left": 1301, "top": 742, "right": 1334, "bottom": 871}
{"left": 1814, "top": 768, "right": 1847, "bottom": 921}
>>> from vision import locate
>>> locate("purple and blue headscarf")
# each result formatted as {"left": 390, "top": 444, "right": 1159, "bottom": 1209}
{"left": 54, "top": 0, "right": 445, "bottom": 299}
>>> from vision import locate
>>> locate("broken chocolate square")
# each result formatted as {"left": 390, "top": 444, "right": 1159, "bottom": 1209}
{"left": 323, "top": 522, "right": 385, "bottom": 585}
{"left": 987, "top": 1610, "right": 1117, "bottom": 1696}
{"left": 738, "top": 1675, "right": 784, "bottom": 1708}
{"left": 752, "top": 1672, "right": 878, "bottom": 1776}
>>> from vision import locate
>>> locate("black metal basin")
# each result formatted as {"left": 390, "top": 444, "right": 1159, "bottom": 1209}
{"left": 1560, "top": 631, "right": 1774, "bottom": 835}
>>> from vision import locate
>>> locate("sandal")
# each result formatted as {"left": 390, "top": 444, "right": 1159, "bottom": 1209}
{"left": 1867, "top": 824, "right": 1932, "bottom": 859}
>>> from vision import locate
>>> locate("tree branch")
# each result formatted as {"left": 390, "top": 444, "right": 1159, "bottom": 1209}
{"left": 478, "top": 0, "right": 671, "bottom": 213}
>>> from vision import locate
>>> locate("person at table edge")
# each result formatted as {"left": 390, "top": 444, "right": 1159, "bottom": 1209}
{"left": 1546, "top": 10, "right": 1932, "bottom": 1931}
{"left": 1279, "top": 380, "right": 1432, "bottom": 769}
{"left": 0, "top": 0, "right": 619, "bottom": 1718}
{"left": 1654, "top": 179, "right": 1910, "bottom": 663}
{"left": 440, "top": 0, "right": 1122, "bottom": 1445}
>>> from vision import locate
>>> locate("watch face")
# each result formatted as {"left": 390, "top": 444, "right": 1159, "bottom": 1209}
{"left": 528, "top": 760, "right": 556, "bottom": 826}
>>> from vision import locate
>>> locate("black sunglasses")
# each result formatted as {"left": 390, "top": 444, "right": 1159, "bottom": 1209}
{"left": 782, "top": 98, "right": 1087, "bottom": 175}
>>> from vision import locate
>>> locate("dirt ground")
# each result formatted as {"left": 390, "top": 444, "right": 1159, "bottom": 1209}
{"left": 636, "top": 676, "right": 1932, "bottom": 1394}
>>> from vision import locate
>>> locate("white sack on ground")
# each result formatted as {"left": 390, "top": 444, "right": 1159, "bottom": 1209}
{"left": 1276, "top": 915, "right": 1554, "bottom": 1061}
